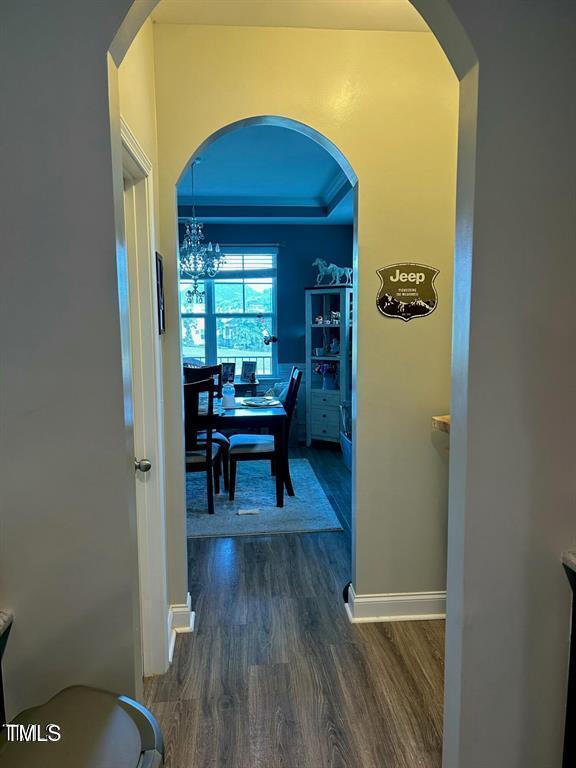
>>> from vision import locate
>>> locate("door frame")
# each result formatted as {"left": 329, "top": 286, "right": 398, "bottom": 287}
{"left": 122, "top": 118, "right": 170, "bottom": 676}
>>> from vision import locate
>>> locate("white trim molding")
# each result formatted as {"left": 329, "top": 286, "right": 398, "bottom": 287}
{"left": 121, "top": 116, "right": 153, "bottom": 175}
{"left": 167, "top": 593, "right": 195, "bottom": 663}
{"left": 345, "top": 584, "right": 446, "bottom": 623}
{"left": 121, "top": 120, "right": 171, "bottom": 678}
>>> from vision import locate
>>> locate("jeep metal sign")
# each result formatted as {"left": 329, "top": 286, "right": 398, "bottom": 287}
{"left": 376, "top": 263, "right": 439, "bottom": 322}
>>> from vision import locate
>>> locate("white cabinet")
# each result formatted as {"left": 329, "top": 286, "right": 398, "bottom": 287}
{"left": 305, "top": 287, "right": 352, "bottom": 446}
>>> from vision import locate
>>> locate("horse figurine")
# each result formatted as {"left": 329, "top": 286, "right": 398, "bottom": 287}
{"left": 312, "top": 258, "right": 353, "bottom": 286}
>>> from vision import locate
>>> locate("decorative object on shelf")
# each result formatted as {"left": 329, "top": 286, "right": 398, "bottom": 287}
{"left": 155, "top": 252, "right": 166, "bottom": 335}
{"left": 314, "top": 314, "right": 324, "bottom": 325}
{"left": 312, "top": 258, "right": 353, "bottom": 286}
{"left": 179, "top": 158, "right": 225, "bottom": 302}
{"left": 222, "top": 362, "right": 236, "bottom": 383}
{"left": 313, "top": 347, "right": 325, "bottom": 357}
{"left": 314, "top": 361, "right": 339, "bottom": 390}
{"left": 330, "top": 310, "right": 340, "bottom": 324}
{"left": 241, "top": 360, "right": 257, "bottom": 383}
{"left": 376, "top": 262, "right": 439, "bottom": 322}
{"left": 329, "top": 337, "right": 340, "bottom": 355}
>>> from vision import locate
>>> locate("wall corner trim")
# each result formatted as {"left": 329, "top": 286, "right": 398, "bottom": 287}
{"left": 120, "top": 116, "right": 153, "bottom": 175}
{"left": 167, "top": 593, "right": 195, "bottom": 663}
{"left": 345, "top": 585, "right": 446, "bottom": 623}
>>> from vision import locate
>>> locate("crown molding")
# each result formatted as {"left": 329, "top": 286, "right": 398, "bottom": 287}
{"left": 177, "top": 194, "right": 324, "bottom": 208}
{"left": 178, "top": 203, "right": 328, "bottom": 219}
{"left": 322, "top": 169, "right": 349, "bottom": 204}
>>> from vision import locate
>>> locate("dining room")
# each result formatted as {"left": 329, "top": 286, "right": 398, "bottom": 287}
{"left": 177, "top": 122, "right": 354, "bottom": 543}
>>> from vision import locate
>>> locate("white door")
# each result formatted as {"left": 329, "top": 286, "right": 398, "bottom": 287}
{"left": 122, "top": 127, "right": 170, "bottom": 677}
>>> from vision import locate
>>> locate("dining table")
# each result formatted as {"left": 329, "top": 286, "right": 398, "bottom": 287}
{"left": 211, "top": 396, "right": 289, "bottom": 507}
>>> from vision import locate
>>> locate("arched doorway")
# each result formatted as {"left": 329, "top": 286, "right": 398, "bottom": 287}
{"left": 176, "top": 114, "right": 358, "bottom": 573}
{"left": 0, "top": 0, "right": 481, "bottom": 757}
{"left": 109, "top": 4, "right": 476, "bottom": 760}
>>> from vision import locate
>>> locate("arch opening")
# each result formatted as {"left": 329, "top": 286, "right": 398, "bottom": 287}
{"left": 109, "top": 5, "right": 479, "bottom": 767}
{"left": 176, "top": 115, "right": 359, "bottom": 190}
{"left": 174, "top": 114, "right": 359, "bottom": 552}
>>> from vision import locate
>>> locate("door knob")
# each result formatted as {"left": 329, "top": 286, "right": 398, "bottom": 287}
{"left": 135, "top": 458, "right": 152, "bottom": 473}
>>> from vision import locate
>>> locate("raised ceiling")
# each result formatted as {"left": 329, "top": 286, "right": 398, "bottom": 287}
{"left": 152, "top": 0, "right": 429, "bottom": 33}
{"left": 177, "top": 124, "right": 354, "bottom": 224}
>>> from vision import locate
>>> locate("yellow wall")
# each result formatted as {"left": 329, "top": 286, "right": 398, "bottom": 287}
{"left": 152, "top": 23, "right": 458, "bottom": 597}
{"left": 119, "top": 18, "right": 160, "bottom": 233}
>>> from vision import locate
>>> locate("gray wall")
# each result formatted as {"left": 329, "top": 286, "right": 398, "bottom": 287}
{"left": 201, "top": 223, "right": 354, "bottom": 363}
{"left": 0, "top": 2, "right": 143, "bottom": 716}
{"left": 433, "top": 2, "right": 576, "bottom": 766}
{"left": 0, "top": 3, "right": 575, "bottom": 768}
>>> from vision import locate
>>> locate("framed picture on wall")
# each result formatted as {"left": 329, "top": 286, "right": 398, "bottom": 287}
{"left": 155, "top": 252, "right": 166, "bottom": 335}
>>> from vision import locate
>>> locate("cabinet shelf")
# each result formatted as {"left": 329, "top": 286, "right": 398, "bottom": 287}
{"left": 312, "top": 355, "right": 340, "bottom": 361}
{"left": 305, "top": 286, "right": 353, "bottom": 446}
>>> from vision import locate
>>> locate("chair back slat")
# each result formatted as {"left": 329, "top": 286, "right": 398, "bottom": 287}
{"left": 183, "top": 364, "right": 223, "bottom": 398}
{"left": 184, "top": 378, "right": 215, "bottom": 453}
{"left": 283, "top": 366, "right": 303, "bottom": 433}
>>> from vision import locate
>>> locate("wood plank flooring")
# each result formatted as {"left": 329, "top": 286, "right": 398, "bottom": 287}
{"left": 290, "top": 444, "right": 352, "bottom": 535}
{"left": 144, "top": 448, "right": 444, "bottom": 768}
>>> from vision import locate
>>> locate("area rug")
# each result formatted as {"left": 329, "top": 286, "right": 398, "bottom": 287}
{"left": 186, "top": 458, "right": 343, "bottom": 538}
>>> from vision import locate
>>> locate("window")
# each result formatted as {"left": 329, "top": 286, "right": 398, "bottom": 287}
{"left": 180, "top": 248, "right": 277, "bottom": 377}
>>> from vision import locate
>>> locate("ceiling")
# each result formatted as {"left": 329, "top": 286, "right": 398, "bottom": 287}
{"left": 152, "top": 0, "right": 429, "bottom": 33}
{"left": 177, "top": 124, "right": 354, "bottom": 225}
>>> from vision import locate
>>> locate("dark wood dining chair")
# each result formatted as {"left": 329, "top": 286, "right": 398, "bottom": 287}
{"left": 184, "top": 378, "right": 223, "bottom": 515}
{"left": 183, "top": 363, "right": 223, "bottom": 396}
{"left": 228, "top": 366, "right": 303, "bottom": 503}
{"left": 183, "top": 363, "right": 230, "bottom": 490}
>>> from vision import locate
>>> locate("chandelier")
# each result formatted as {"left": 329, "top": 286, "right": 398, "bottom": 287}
{"left": 179, "top": 158, "right": 224, "bottom": 303}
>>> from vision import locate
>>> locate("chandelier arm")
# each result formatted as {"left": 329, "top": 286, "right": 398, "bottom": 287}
{"left": 179, "top": 158, "right": 225, "bottom": 293}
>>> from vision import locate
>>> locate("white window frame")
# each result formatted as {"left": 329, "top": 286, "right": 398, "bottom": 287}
{"left": 180, "top": 246, "right": 278, "bottom": 378}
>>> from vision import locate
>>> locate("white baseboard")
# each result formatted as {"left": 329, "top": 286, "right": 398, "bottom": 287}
{"left": 167, "top": 593, "right": 195, "bottom": 663}
{"left": 345, "top": 584, "right": 446, "bottom": 623}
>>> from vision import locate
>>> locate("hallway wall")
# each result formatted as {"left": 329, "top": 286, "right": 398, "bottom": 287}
{"left": 153, "top": 24, "right": 458, "bottom": 603}
{"left": 0, "top": 3, "right": 144, "bottom": 717}
{"left": 436, "top": 3, "right": 576, "bottom": 766}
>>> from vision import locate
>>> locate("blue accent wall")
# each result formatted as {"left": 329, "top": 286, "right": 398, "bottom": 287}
{"left": 202, "top": 224, "right": 353, "bottom": 364}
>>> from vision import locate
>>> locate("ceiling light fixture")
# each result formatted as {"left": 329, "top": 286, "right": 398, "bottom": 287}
{"left": 179, "top": 158, "right": 224, "bottom": 303}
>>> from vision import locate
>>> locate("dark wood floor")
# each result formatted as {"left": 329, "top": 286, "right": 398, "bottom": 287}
{"left": 144, "top": 447, "right": 444, "bottom": 768}
{"left": 290, "top": 443, "right": 353, "bottom": 536}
